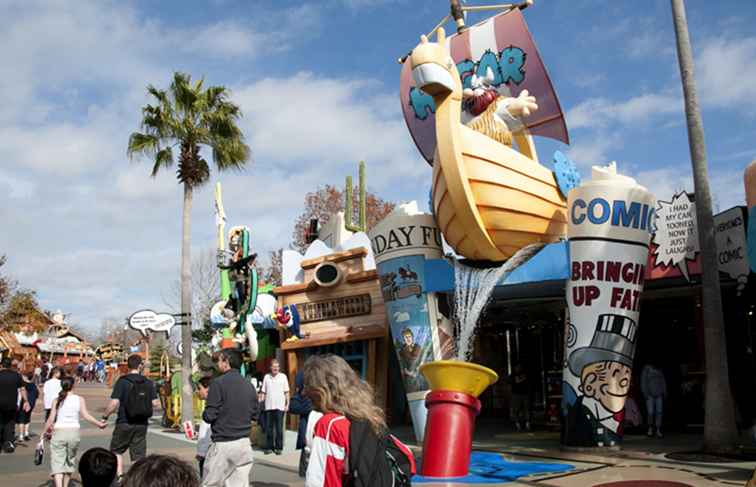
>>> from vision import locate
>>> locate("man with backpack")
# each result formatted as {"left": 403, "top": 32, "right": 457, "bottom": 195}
{"left": 102, "top": 354, "right": 159, "bottom": 479}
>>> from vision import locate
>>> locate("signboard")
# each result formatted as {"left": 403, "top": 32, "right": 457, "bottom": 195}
{"left": 295, "top": 294, "right": 372, "bottom": 323}
{"left": 128, "top": 310, "right": 176, "bottom": 337}
{"left": 714, "top": 206, "right": 749, "bottom": 291}
{"left": 651, "top": 192, "right": 699, "bottom": 280}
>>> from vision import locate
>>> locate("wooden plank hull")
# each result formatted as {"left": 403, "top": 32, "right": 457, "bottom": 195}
{"left": 433, "top": 125, "right": 567, "bottom": 261}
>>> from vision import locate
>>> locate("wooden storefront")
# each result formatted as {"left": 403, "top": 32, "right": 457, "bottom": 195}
{"left": 274, "top": 246, "right": 390, "bottom": 413}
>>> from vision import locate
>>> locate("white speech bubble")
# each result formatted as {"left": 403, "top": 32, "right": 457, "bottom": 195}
{"left": 652, "top": 192, "right": 700, "bottom": 280}
{"left": 129, "top": 310, "right": 176, "bottom": 337}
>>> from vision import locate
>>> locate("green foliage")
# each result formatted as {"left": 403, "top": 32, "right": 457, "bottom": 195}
{"left": 127, "top": 72, "right": 251, "bottom": 189}
{"left": 149, "top": 342, "right": 168, "bottom": 376}
{"left": 0, "top": 289, "right": 47, "bottom": 331}
{"left": 192, "top": 318, "right": 215, "bottom": 345}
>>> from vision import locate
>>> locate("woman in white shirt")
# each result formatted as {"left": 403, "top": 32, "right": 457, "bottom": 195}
{"left": 43, "top": 377, "right": 106, "bottom": 487}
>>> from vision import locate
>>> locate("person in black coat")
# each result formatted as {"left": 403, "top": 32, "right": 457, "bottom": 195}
{"left": 288, "top": 371, "right": 312, "bottom": 477}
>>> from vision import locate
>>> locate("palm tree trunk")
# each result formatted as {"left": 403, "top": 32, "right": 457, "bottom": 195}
{"left": 180, "top": 182, "right": 194, "bottom": 426}
{"left": 671, "top": 0, "right": 739, "bottom": 451}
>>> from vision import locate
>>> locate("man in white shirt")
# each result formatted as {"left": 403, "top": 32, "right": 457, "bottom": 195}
{"left": 260, "top": 360, "right": 289, "bottom": 455}
{"left": 42, "top": 367, "right": 62, "bottom": 421}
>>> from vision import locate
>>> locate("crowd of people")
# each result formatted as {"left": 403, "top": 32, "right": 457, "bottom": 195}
{"left": 0, "top": 351, "right": 414, "bottom": 487}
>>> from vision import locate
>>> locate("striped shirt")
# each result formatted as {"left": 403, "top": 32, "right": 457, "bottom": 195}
{"left": 305, "top": 413, "right": 350, "bottom": 487}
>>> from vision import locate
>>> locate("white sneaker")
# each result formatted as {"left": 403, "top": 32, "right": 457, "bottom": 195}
{"left": 646, "top": 427, "right": 653, "bottom": 437}
{"left": 656, "top": 429, "right": 663, "bottom": 438}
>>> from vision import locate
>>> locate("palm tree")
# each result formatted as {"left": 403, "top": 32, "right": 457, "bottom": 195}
{"left": 670, "top": 0, "right": 738, "bottom": 451}
{"left": 128, "top": 72, "right": 251, "bottom": 425}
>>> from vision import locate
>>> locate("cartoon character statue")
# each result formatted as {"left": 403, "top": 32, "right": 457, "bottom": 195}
{"left": 563, "top": 314, "right": 636, "bottom": 447}
{"left": 220, "top": 226, "right": 257, "bottom": 318}
{"left": 273, "top": 304, "right": 305, "bottom": 342}
{"left": 461, "top": 66, "right": 539, "bottom": 149}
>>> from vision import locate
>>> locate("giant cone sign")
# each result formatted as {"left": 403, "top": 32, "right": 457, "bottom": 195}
{"left": 562, "top": 163, "right": 655, "bottom": 448}
{"left": 369, "top": 202, "right": 455, "bottom": 442}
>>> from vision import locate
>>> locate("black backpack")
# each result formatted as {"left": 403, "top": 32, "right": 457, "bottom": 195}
{"left": 348, "top": 420, "right": 416, "bottom": 487}
{"left": 123, "top": 376, "right": 153, "bottom": 422}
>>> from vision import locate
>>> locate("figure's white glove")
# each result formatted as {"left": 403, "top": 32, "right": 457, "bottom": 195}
{"left": 505, "top": 89, "right": 538, "bottom": 118}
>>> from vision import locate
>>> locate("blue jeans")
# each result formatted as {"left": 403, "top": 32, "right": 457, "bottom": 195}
{"left": 646, "top": 396, "right": 663, "bottom": 428}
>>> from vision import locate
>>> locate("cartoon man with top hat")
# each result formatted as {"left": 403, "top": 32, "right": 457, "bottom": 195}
{"left": 563, "top": 313, "right": 637, "bottom": 447}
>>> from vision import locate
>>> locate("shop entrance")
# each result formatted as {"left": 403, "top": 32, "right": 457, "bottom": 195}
{"left": 471, "top": 299, "right": 565, "bottom": 428}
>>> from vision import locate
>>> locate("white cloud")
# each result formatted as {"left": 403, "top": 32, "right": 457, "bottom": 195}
{"left": 697, "top": 35, "right": 756, "bottom": 111}
{"left": 567, "top": 93, "right": 681, "bottom": 131}
{"left": 566, "top": 133, "right": 622, "bottom": 169}
{"left": 0, "top": 1, "right": 428, "bottom": 332}
{"left": 632, "top": 164, "right": 745, "bottom": 212}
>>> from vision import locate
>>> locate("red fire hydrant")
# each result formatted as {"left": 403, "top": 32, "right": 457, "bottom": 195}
{"left": 421, "top": 390, "right": 481, "bottom": 477}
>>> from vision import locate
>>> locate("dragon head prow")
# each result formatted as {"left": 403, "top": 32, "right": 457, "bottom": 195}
{"left": 409, "top": 27, "right": 459, "bottom": 97}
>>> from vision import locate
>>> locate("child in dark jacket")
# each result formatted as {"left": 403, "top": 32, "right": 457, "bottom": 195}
{"left": 289, "top": 371, "right": 313, "bottom": 477}
{"left": 16, "top": 372, "right": 38, "bottom": 441}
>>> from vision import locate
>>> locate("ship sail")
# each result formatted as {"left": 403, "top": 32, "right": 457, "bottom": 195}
{"left": 400, "top": 8, "right": 569, "bottom": 164}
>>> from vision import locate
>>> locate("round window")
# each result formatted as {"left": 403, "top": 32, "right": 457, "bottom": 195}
{"left": 315, "top": 263, "right": 341, "bottom": 287}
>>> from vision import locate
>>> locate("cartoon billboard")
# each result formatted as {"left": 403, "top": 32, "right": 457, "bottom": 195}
{"left": 562, "top": 163, "right": 655, "bottom": 447}
{"left": 369, "top": 202, "right": 454, "bottom": 441}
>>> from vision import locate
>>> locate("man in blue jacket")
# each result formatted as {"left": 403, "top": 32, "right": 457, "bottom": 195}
{"left": 202, "top": 349, "right": 258, "bottom": 487}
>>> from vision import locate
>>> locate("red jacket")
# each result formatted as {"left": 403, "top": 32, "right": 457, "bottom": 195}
{"left": 306, "top": 413, "right": 350, "bottom": 487}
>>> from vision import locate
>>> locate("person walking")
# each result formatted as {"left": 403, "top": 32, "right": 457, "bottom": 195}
{"left": 195, "top": 376, "right": 212, "bottom": 479}
{"left": 42, "top": 376, "right": 107, "bottom": 487}
{"left": 16, "top": 371, "right": 39, "bottom": 441}
{"left": 33, "top": 363, "right": 43, "bottom": 386}
{"left": 641, "top": 360, "right": 667, "bottom": 438}
{"left": 44, "top": 367, "right": 63, "bottom": 422}
{"left": 289, "top": 371, "right": 313, "bottom": 477}
{"left": 0, "top": 357, "right": 30, "bottom": 453}
{"left": 102, "top": 354, "right": 159, "bottom": 479}
{"left": 302, "top": 354, "right": 414, "bottom": 487}
{"left": 201, "top": 349, "right": 258, "bottom": 487}
{"left": 510, "top": 363, "right": 531, "bottom": 432}
{"left": 261, "top": 359, "right": 289, "bottom": 455}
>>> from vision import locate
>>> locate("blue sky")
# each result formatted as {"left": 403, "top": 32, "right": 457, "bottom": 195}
{"left": 0, "top": 0, "right": 754, "bottom": 332}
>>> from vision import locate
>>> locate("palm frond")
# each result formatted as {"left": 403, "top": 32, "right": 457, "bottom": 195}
{"left": 129, "top": 71, "right": 251, "bottom": 183}
{"left": 211, "top": 136, "right": 251, "bottom": 170}
{"left": 127, "top": 132, "right": 160, "bottom": 159}
{"left": 171, "top": 72, "right": 200, "bottom": 118}
{"left": 151, "top": 147, "right": 175, "bottom": 177}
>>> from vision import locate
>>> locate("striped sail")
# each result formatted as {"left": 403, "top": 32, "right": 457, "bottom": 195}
{"left": 400, "top": 8, "right": 569, "bottom": 164}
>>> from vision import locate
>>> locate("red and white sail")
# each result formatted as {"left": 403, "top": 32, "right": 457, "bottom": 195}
{"left": 400, "top": 8, "right": 569, "bottom": 164}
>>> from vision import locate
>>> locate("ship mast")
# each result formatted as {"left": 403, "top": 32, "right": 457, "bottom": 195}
{"left": 398, "top": 0, "right": 533, "bottom": 63}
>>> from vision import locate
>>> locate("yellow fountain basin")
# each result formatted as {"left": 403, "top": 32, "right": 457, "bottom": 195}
{"left": 419, "top": 360, "right": 499, "bottom": 398}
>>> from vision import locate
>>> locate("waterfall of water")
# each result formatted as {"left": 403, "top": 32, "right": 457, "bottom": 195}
{"left": 453, "top": 243, "right": 546, "bottom": 361}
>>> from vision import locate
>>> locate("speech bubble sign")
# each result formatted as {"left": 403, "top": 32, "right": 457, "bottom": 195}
{"left": 652, "top": 192, "right": 700, "bottom": 280}
{"left": 128, "top": 310, "right": 176, "bottom": 337}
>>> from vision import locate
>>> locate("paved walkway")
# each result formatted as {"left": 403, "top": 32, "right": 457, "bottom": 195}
{"left": 2, "top": 383, "right": 754, "bottom": 486}
{"left": 0, "top": 383, "right": 303, "bottom": 486}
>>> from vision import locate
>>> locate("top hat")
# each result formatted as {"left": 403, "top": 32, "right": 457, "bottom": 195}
{"left": 568, "top": 314, "right": 637, "bottom": 377}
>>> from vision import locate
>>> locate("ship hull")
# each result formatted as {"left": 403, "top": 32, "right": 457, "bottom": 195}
{"left": 432, "top": 125, "right": 567, "bottom": 261}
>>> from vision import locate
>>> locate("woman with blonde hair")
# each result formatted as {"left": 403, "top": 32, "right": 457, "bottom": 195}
{"left": 43, "top": 376, "right": 107, "bottom": 487}
{"left": 305, "top": 354, "right": 411, "bottom": 487}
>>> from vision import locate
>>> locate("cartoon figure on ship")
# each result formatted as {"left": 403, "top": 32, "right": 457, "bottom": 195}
{"left": 461, "top": 66, "right": 538, "bottom": 149}
{"left": 563, "top": 314, "right": 637, "bottom": 447}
